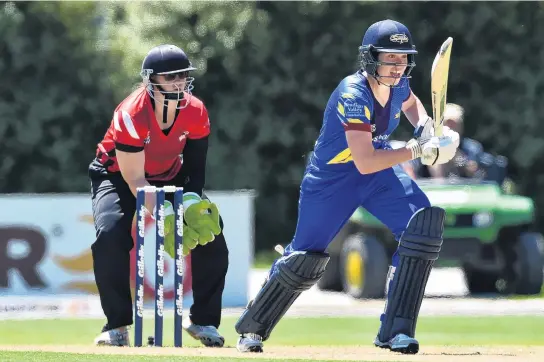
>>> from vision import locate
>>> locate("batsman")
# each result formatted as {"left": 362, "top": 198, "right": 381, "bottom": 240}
{"left": 235, "top": 19, "right": 459, "bottom": 354}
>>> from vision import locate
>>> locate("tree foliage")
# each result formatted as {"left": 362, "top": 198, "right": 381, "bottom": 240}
{"left": 0, "top": 1, "right": 119, "bottom": 192}
{"left": 2, "top": 1, "right": 544, "bottom": 251}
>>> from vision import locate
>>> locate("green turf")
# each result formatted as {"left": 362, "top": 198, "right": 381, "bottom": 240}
{"left": 252, "top": 250, "right": 277, "bottom": 269}
{"left": 0, "top": 316, "right": 543, "bottom": 347}
{"left": 507, "top": 285, "right": 544, "bottom": 299}
{"left": 0, "top": 351, "right": 361, "bottom": 362}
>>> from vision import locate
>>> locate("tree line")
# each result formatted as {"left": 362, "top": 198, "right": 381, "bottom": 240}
{"left": 1, "top": 1, "right": 543, "bottom": 252}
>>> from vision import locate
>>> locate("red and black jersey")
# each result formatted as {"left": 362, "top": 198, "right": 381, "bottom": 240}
{"left": 94, "top": 87, "right": 210, "bottom": 182}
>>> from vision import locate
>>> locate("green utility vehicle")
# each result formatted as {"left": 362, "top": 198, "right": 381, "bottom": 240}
{"left": 317, "top": 178, "right": 544, "bottom": 298}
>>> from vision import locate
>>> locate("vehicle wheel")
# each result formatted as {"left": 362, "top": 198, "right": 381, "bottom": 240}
{"left": 316, "top": 253, "right": 343, "bottom": 292}
{"left": 340, "top": 233, "right": 389, "bottom": 299}
{"left": 513, "top": 232, "right": 544, "bottom": 295}
{"left": 463, "top": 265, "right": 500, "bottom": 294}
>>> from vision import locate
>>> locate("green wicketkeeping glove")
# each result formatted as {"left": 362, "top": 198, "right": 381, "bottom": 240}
{"left": 162, "top": 200, "right": 200, "bottom": 258}
{"left": 183, "top": 193, "right": 222, "bottom": 246}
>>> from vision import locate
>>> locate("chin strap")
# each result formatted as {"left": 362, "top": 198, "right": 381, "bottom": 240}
{"left": 154, "top": 85, "right": 183, "bottom": 122}
{"left": 162, "top": 101, "right": 168, "bottom": 123}
{"left": 373, "top": 75, "right": 397, "bottom": 88}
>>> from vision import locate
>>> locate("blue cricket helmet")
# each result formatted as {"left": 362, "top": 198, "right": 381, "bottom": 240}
{"left": 359, "top": 19, "right": 417, "bottom": 80}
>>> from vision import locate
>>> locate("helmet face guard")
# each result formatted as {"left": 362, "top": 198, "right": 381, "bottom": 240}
{"left": 359, "top": 45, "right": 416, "bottom": 84}
{"left": 140, "top": 45, "right": 197, "bottom": 109}
{"left": 141, "top": 68, "right": 196, "bottom": 109}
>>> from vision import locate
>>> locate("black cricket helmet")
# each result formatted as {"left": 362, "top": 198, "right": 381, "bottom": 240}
{"left": 140, "top": 44, "right": 197, "bottom": 109}
{"left": 359, "top": 20, "right": 417, "bottom": 85}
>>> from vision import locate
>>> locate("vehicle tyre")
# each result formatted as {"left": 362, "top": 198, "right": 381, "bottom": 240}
{"left": 513, "top": 232, "right": 544, "bottom": 295}
{"left": 463, "top": 264, "right": 500, "bottom": 294}
{"left": 316, "top": 252, "right": 343, "bottom": 291}
{"left": 340, "top": 233, "right": 389, "bottom": 299}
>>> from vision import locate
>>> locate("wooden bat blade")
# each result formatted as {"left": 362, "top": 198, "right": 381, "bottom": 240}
{"left": 431, "top": 37, "right": 453, "bottom": 137}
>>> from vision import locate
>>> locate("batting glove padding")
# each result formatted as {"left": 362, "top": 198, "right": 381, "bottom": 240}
{"left": 406, "top": 118, "right": 460, "bottom": 166}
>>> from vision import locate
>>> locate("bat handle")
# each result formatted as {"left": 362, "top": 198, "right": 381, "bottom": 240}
{"left": 435, "top": 124, "right": 443, "bottom": 137}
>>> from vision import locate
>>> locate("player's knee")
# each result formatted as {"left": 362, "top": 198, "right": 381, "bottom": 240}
{"left": 212, "top": 232, "right": 229, "bottom": 271}
{"left": 420, "top": 194, "right": 432, "bottom": 209}
{"left": 92, "top": 212, "right": 132, "bottom": 252}
{"left": 193, "top": 228, "right": 229, "bottom": 271}
{"left": 289, "top": 235, "right": 331, "bottom": 253}
{"left": 399, "top": 206, "right": 445, "bottom": 261}
{"left": 274, "top": 251, "right": 330, "bottom": 290}
{"left": 420, "top": 196, "right": 431, "bottom": 209}
{"left": 413, "top": 187, "right": 432, "bottom": 209}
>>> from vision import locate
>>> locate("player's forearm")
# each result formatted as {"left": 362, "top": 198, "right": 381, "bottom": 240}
{"left": 180, "top": 137, "right": 208, "bottom": 197}
{"left": 403, "top": 94, "right": 428, "bottom": 128}
{"left": 354, "top": 147, "right": 413, "bottom": 175}
{"left": 125, "top": 178, "right": 156, "bottom": 214}
{"left": 116, "top": 150, "right": 156, "bottom": 214}
{"left": 125, "top": 177, "right": 149, "bottom": 197}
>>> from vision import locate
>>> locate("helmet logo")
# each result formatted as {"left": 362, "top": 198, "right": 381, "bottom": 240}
{"left": 390, "top": 33, "right": 409, "bottom": 44}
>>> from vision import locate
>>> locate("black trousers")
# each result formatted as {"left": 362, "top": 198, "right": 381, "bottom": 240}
{"left": 89, "top": 170, "right": 229, "bottom": 331}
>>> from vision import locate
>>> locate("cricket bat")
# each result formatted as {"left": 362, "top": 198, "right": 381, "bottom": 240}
{"left": 430, "top": 37, "right": 453, "bottom": 137}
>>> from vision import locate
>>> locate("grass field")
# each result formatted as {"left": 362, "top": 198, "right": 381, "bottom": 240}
{"left": 1, "top": 316, "right": 544, "bottom": 361}
{"left": 253, "top": 250, "right": 278, "bottom": 269}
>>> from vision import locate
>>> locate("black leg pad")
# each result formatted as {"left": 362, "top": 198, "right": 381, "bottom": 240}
{"left": 235, "top": 251, "right": 330, "bottom": 341}
{"left": 378, "top": 207, "right": 445, "bottom": 342}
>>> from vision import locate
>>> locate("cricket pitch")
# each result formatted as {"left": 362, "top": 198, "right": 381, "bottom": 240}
{"left": 1, "top": 345, "right": 543, "bottom": 362}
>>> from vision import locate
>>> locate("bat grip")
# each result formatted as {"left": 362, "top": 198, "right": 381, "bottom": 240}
{"left": 435, "top": 124, "right": 443, "bottom": 137}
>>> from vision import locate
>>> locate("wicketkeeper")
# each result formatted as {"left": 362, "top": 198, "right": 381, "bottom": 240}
{"left": 88, "top": 44, "right": 228, "bottom": 347}
{"left": 235, "top": 19, "right": 459, "bottom": 355}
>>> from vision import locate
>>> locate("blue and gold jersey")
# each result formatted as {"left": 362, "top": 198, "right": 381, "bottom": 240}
{"left": 307, "top": 71, "right": 411, "bottom": 176}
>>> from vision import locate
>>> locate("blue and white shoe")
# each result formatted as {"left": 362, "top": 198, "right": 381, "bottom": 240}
{"left": 374, "top": 333, "right": 419, "bottom": 354}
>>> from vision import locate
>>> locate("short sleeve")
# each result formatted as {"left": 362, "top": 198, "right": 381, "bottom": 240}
{"left": 112, "top": 109, "right": 148, "bottom": 151}
{"left": 337, "top": 90, "right": 373, "bottom": 132}
{"left": 187, "top": 104, "right": 211, "bottom": 140}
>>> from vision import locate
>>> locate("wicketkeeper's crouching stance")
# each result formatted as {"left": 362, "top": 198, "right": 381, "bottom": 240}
{"left": 89, "top": 44, "right": 228, "bottom": 348}
{"left": 235, "top": 19, "right": 459, "bottom": 355}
